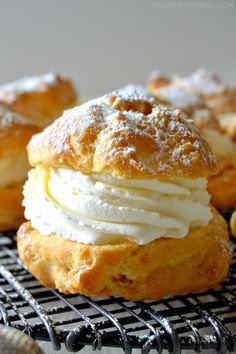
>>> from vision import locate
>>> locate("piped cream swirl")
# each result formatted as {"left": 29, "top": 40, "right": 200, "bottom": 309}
{"left": 23, "top": 167, "right": 212, "bottom": 245}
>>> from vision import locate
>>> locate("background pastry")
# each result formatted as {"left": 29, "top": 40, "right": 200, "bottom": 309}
{"left": 147, "top": 69, "right": 236, "bottom": 210}
{"left": 17, "top": 90, "right": 231, "bottom": 300}
{"left": 230, "top": 211, "right": 236, "bottom": 237}
{"left": 0, "top": 73, "right": 77, "bottom": 128}
{"left": 0, "top": 103, "right": 39, "bottom": 231}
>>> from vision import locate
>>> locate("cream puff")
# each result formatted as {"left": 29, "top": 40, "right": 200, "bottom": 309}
{"left": 147, "top": 69, "right": 236, "bottom": 210}
{"left": 0, "top": 73, "right": 77, "bottom": 128}
{"left": 17, "top": 91, "right": 231, "bottom": 300}
{"left": 0, "top": 103, "right": 39, "bottom": 231}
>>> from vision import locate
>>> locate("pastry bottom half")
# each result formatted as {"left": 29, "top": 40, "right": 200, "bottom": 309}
{"left": 17, "top": 209, "right": 231, "bottom": 300}
{"left": 0, "top": 183, "right": 24, "bottom": 231}
{"left": 208, "top": 162, "right": 236, "bottom": 209}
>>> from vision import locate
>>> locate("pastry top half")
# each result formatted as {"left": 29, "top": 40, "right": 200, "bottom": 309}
{"left": 0, "top": 73, "right": 77, "bottom": 128}
{"left": 28, "top": 88, "right": 217, "bottom": 180}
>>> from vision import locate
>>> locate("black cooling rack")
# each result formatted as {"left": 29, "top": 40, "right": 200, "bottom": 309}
{"left": 0, "top": 232, "right": 235, "bottom": 354}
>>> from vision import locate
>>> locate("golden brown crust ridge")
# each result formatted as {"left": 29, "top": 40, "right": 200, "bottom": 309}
{"left": 27, "top": 95, "right": 217, "bottom": 179}
{"left": 0, "top": 73, "right": 77, "bottom": 127}
{"left": 17, "top": 208, "right": 231, "bottom": 300}
{"left": 0, "top": 104, "right": 39, "bottom": 158}
{"left": 0, "top": 183, "right": 25, "bottom": 231}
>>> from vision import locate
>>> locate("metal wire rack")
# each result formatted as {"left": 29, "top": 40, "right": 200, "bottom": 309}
{"left": 0, "top": 230, "right": 235, "bottom": 354}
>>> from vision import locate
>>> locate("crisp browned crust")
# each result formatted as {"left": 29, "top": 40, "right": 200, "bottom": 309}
{"left": 17, "top": 208, "right": 231, "bottom": 300}
{"left": 208, "top": 162, "right": 236, "bottom": 209}
{"left": 147, "top": 79, "right": 205, "bottom": 117}
{"left": 0, "top": 103, "right": 39, "bottom": 158}
{"left": 0, "top": 74, "right": 77, "bottom": 127}
{"left": 0, "top": 183, "right": 25, "bottom": 231}
{"left": 27, "top": 95, "right": 217, "bottom": 179}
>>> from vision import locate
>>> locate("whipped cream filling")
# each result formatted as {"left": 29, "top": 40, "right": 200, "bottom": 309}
{"left": 23, "top": 167, "right": 212, "bottom": 245}
{"left": 0, "top": 152, "right": 30, "bottom": 188}
{"left": 203, "top": 128, "right": 236, "bottom": 163}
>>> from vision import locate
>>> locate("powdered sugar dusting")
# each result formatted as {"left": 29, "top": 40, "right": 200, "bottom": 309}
{"left": 174, "top": 68, "right": 224, "bottom": 96}
{"left": 150, "top": 68, "right": 224, "bottom": 96}
{"left": 148, "top": 69, "right": 230, "bottom": 132}
{"left": 156, "top": 86, "right": 203, "bottom": 109}
{"left": 29, "top": 86, "right": 217, "bottom": 178}
{"left": 111, "top": 84, "right": 153, "bottom": 100}
{"left": 0, "top": 73, "right": 64, "bottom": 102}
{"left": 0, "top": 103, "right": 34, "bottom": 127}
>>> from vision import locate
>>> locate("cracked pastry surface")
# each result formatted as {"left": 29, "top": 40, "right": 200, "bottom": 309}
{"left": 0, "top": 73, "right": 77, "bottom": 128}
{"left": 0, "top": 103, "right": 39, "bottom": 231}
{"left": 27, "top": 91, "right": 217, "bottom": 179}
{"left": 17, "top": 89, "right": 231, "bottom": 300}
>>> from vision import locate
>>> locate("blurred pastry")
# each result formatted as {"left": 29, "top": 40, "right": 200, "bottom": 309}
{"left": 171, "top": 68, "right": 236, "bottom": 116}
{"left": 0, "top": 73, "right": 77, "bottom": 128}
{"left": 0, "top": 103, "right": 39, "bottom": 231}
{"left": 230, "top": 211, "right": 236, "bottom": 237}
{"left": 17, "top": 90, "right": 231, "bottom": 300}
{"left": 147, "top": 69, "right": 236, "bottom": 209}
